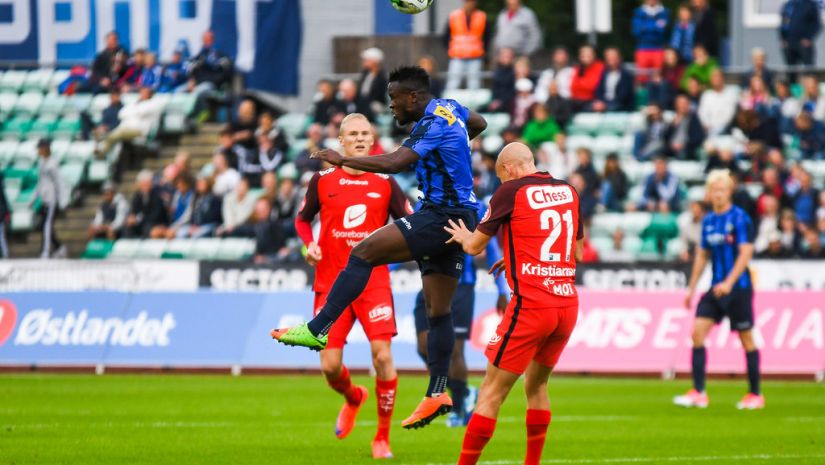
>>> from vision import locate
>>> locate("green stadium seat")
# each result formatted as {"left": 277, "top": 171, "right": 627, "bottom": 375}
{"left": 568, "top": 113, "right": 603, "bottom": 135}
{"left": 665, "top": 238, "right": 687, "bottom": 261}
{"left": 0, "top": 92, "right": 17, "bottom": 114}
{"left": 375, "top": 113, "right": 394, "bottom": 137}
{"left": 669, "top": 160, "right": 704, "bottom": 183}
{"left": 480, "top": 113, "right": 510, "bottom": 136}
{"left": 63, "top": 94, "right": 92, "bottom": 116}
{"left": 623, "top": 236, "right": 643, "bottom": 255}
{"left": 0, "top": 70, "right": 27, "bottom": 93}
{"left": 82, "top": 239, "right": 114, "bottom": 259}
{"left": 482, "top": 135, "right": 503, "bottom": 154}
{"left": 52, "top": 116, "right": 81, "bottom": 139}
{"left": 163, "top": 239, "right": 195, "bottom": 259}
{"left": 190, "top": 238, "right": 220, "bottom": 260}
{"left": 442, "top": 89, "right": 491, "bottom": 111}
{"left": 87, "top": 159, "right": 111, "bottom": 184}
{"left": 39, "top": 93, "right": 67, "bottom": 116}
{"left": 135, "top": 239, "right": 168, "bottom": 259}
{"left": 622, "top": 211, "right": 652, "bottom": 236}
{"left": 10, "top": 206, "right": 35, "bottom": 232}
{"left": 593, "top": 134, "right": 623, "bottom": 158}
{"left": 50, "top": 138, "right": 71, "bottom": 161}
{"left": 590, "top": 213, "right": 623, "bottom": 237}
{"left": 48, "top": 70, "right": 71, "bottom": 93}
{"left": 60, "top": 162, "right": 85, "bottom": 189}
{"left": 600, "top": 112, "right": 631, "bottom": 134}
{"left": 566, "top": 134, "right": 593, "bottom": 152}
{"left": 277, "top": 113, "right": 309, "bottom": 139}
{"left": 687, "top": 185, "right": 706, "bottom": 202}
{"left": 0, "top": 140, "right": 18, "bottom": 167}
{"left": 12, "top": 92, "right": 44, "bottom": 116}
{"left": 12, "top": 139, "right": 38, "bottom": 168}
{"left": 1, "top": 116, "right": 33, "bottom": 138}
{"left": 110, "top": 239, "right": 141, "bottom": 259}
{"left": 635, "top": 87, "right": 648, "bottom": 109}
{"left": 636, "top": 237, "right": 662, "bottom": 261}
{"left": 65, "top": 140, "right": 95, "bottom": 164}
{"left": 590, "top": 236, "right": 613, "bottom": 256}
{"left": 628, "top": 112, "right": 646, "bottom": 132}
{"left": 26, "top": 116, "right": 58, "bottom": 139}
{"left": 620, "top": 134, "right": 635, "bottom": 155}
{"left": 643, "top": 213, "right": 678, "bottom": 240}
{"left": 22, "top": 69, "right": 54, "bottom": 93}
{"left": 215, "top": 238, "right": 255, "bottom": 260}
{"left": 3, "top": 175, "right": 21, "bottom": 203}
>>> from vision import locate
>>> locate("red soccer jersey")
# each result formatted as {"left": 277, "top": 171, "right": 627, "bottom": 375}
{"left": 477, "top": 172, "right": 583, "bottom": 308}
{"left": 297, "top": 167, "right": 411, "bottom": 292}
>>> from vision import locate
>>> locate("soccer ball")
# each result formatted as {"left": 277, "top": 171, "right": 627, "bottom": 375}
{"left": 390, "top": 0, "right": 433, "bottom": 14}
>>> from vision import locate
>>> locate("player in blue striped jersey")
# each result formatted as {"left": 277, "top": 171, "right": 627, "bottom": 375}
{"left": 676, "top": 169, "right": 765, "bottom": 410}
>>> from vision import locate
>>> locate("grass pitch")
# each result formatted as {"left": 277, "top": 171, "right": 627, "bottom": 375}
{"left": 1, "top": 374, "right": 823, "bottom": 465}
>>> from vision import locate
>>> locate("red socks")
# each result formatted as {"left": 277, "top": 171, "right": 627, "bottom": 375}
{"left": 525, "top": 409, "right": 551, "bottom": 465}
{"left": 457, "top": 414, "right": 497, "bottom": 465}
{"left": 327, "top": 366, "right": 363, "bottom": 406}
{"left": 375, "top": 377, "right": 397, "bottom": 441}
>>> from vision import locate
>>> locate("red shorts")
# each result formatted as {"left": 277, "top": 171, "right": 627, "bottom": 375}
{"left": 485, "top": 299, "right": 578, "bottom": 375}
{"left": 314, "top": 286, "right": 396, "bottom": 349}
{"left": 635, "top": 49, "right": 664, "bottom": 83}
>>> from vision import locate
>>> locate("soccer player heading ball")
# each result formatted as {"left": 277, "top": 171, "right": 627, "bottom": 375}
{"left": 675, "top": 169, "right": 764, "bottom": 410}
{"left": 291, "top": 113, "right": 413, "bottom": 458}
{"left": 273, "top": 66, "right": 488, "bottom": 429}
{"left": 445, "top": 142, "right": 583, "bottom": 465}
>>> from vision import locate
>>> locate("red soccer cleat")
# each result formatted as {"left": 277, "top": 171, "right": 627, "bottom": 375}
{"left": 673, "top": 389, "right": 709, "bottom": 408}
{"left": 335, "top": 386, "right": 369, "bottom": 439}
{"left": 401, "top": 393, "right": 453, "bottom": 430}
{"left": 737, "top": 393, "right": 765, "bottom": 410}
{"left": 371, "top": 438, "right": 393, "bottom": 459}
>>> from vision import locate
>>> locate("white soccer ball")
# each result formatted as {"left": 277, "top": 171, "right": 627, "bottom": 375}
{"left": 390, "top": 0, "right": 433, "bottom": 14}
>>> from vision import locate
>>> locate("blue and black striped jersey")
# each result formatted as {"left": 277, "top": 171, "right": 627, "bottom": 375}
{"left": 701, "top": 206, "right": 755, "bottom": 289}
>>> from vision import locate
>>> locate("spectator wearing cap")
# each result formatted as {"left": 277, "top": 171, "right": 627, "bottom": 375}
{"left": 698, "top": 69, "right": 738, "bottom": 137}
{"left": 638, "top": 156, "right": 682, "bottom": 213}
{"left": 691, "top": 0, "right": 719, "bottom": 57}
{"left": 664, "top": 94, "right": 705, "bottom": 160}
{"left": 780, "top": 0, "right": 822, "bottom": 81}
{"left": 601, "top": 153, "right": 630, "bottom": 212}
{"left": 444, "top": 0, "right": 489, "bottom": 91}
{"left": 670, "top": 4, "right": 696, "bottom": 63}
{"left": 511, "top": 78, "right": 537, "bottom": 128}
{"left": 126, "top": 170, "right": 169, "bottom": 238}
{"left": 632, "top": 0, "right": 670, "bottom": 83}
{"left": 176, "top": 176, "right": 223, "bottom": 239}
{"left": 88, "top": 182, "right": 129, "bottom": 240}
{"left": 592, "top": 47, "right": 635, "bottom": 113}
{"left": 482, "top": 47, "right": 516, "bottom": 113}
{"left": 98, "top": 86, "right": 165, "bottom": 156}
{"left": 35, "top": 139, "right": 67, "bottom": 258}
{"left": 570, "top": 44, "right": 605, "bottom": 113}
{"left": 0, "top": 171, "right": 9, "bottom": 258}
{"left": 681, "top": 45, "right": 718, "bottom": 91}
{"left": 211, "top": 151, "right": 241, "bottom": 197}
{"left": 741, "top": 48, "right": 775, "bottom": 92}
{"left": 535, "top": 47, "right": 574, "bottom": 103}
{"left": 358, "top": 48, "right": 389, "bottom": 116}
{"left": 492, "top": 0, "right": 542, "bottom": 57}
{"left": 87, "top": 31, "right": 127, "bottom": 94}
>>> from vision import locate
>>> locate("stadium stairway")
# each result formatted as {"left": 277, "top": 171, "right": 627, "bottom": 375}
{"left": 7, "top": 124, "right": 221, "bottom": 258}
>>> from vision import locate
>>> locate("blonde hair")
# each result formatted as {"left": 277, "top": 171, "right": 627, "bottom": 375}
{"left": 339, "top": 113, "right": 370, "bottom": 133}
{"left": 706, "top": 169, "right": 734, "bottom": 189}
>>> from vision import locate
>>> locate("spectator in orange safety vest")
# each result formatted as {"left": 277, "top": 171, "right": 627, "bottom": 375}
{"left": 442, "top": 0, "right": 490, "bottom": 91}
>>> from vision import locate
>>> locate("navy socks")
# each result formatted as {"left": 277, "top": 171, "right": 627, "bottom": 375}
{"left": 426, "top": 314, "right": 455, "bottom": 397}
{"left": 692, "top": 347, "right": 707, "bottom": 392}
{"left": 307, "top": 255, "right": 373, "bottom": 336}
{"left": 746, "top": 350, "right": 761, "bottom": 395}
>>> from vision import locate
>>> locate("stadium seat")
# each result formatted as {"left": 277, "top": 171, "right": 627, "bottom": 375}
{"left": 52, "top": 116, "right": 81, "bottom": 139}
{"left": 39, "top": 93, "right": 68, "bottom": 116}
{"left": 0, "top": 140, "right": 19, "bottom": 167}
{"left": 480, "top": 113, "right": 510, "bottom": 136}
{"left": 600, "top": 112, "right": 631, "bottom": 134}
{"left": 482, "top": 134, "right": 503, "bottom": 154}
{"left": 215, "top": 238, "right": 256, "bottom": 260}
{"left": 626, "top": 184, "right": 645, "bottom": 205}
{"left": 628, "top": 111, "right": 646, "bottom": 132}
{"left": 63, "top": 94, "right": 93, "bottom": 116}
{"left": 568, "top": 113, "right": 603, "bottom": 135}
{"left": 135, "top": 239, "right": 168, "bottom": 259}
{"left": 593, "top": 134, "right": 623, "bottom": 158}
{"left": 12, "top": 92, "right": 44, "bottom": 116}
{"left": 65, "top": 140, "right": 96, "bottom": 164}
{"left": 665, "top": 238, "right": 687, "bottom": 260}
{"left": 3, "top": 176, "right": 21, "bottom": 203}
{"left": 0, "top": 92, "right": 17, "bottom": 114}
{"left": 50, "top": 138, "right": 71, "bottom": 161}
{"left": 743, "top": 183, "right": 763, "bottom": 200}
{"left": 375, "top": 113, "right": 394, "bottom": 137}
{"left": 643, "top": 213, "right": 678, "bottom": 241}
{"left": 442, "top": 89, "right": 491, "bottom": 111}
{"left": 1, "top": 116, "right": 33, "bottom": 139}
{"left": 669, "top": 160, "right": 705, "bottom": 183}
{"left": 636, "top": 237, "right": 662, "bottom": 261}
{"left": 0, "top": 70, "right": 26, "bottom": 93}
{"left": 590, "top": 213, "right": 623, "bottom": 237}
{"left": 622, "top": 211, "right": 652, "bottom": 236}
{"left": 287, "top": 140, "right": 307, "bottom": 161}
{"left": 87, "top": 159, "right": 111, "bottom": 184}
{"left": 10, "top": 207, "right": 35, "bottom": 232}
{"left": 22, "top": 69, "right": 54, "bottom": 93}
{"left": 622, "top": 236, "right": 643, "bottom": 255}
{"left": 13, "top": 139, "right": 39, "bottom": 167}
{"left": 48, "top": 69, "right": 71, "bottom": 93}
{"left": 190, "top": 238, "right": 220, "bottom": 260}
{"left": 687, "top": 185, "right": 706, "bottom": 202}
{"left": 162, "top": 239, "right": 195, "bottom": 259}
{"left": 277, "top": 113, "right": 309, "bottom": 139}
{"left": 109, "top": 239, "right": 141, "bottom": 259}
{"left": 82, "top": 239, "right": 114, "bottom": 259}
{"left": 60, "top": 162, "right": 85, "bottom": 189}
{"left": 590, "top": 236, "right": 614, "bottom": 256}
{"left": 566, "top": 134, "right": 593, "bottom": 152}
{"left": 26, "top": 116, "right": 59, "bottom": 139}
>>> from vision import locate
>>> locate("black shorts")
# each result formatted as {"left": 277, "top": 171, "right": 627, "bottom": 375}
{"left": 395, "top": 203, "right": 478, "bottom": 279}
{"left": 413, "top": 283, "right": 476, "bottom": 339}
{"left": 697, "top": 287, "right": 755, "bottom": 332}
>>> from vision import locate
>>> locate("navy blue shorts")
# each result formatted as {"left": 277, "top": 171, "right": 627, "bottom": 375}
{"left": 395, "top": 204, "right": 478, "bottom": 279}
{"left": 413, "top": 283, "right": 475, "bottom": 339}
{"left": 697, "top": 287, "right": 754, "bottom": 331}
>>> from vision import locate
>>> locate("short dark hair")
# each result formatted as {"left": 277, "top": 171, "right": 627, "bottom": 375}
{"left": 389, "top": 66, "right": 430, "bottom": 93}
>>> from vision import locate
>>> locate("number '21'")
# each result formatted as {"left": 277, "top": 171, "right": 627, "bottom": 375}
{"left": 539, "top": 209, "right": 573, "bottom": 262}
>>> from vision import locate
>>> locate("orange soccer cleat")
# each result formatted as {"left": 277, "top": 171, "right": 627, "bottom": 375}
{"left": 371, "top": 438, "right": 393, "bottom": 459}
{"left": 401, "top": 393, "right": 453, "bottom": 430}
{"left": 335, "top": 386, "right": 369, "bottom": 439}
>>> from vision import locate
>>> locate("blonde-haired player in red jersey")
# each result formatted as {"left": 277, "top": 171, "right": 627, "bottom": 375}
{"left": 445, "top": 142, "right": 583, "bottom": 465}
{"left": 290, "top": 113, "right": 412, "bottom": 459}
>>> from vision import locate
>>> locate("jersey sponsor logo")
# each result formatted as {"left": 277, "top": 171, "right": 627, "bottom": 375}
{"left": 488, "top": 333, "right": 502, "bottom": 345}
{"left": 400, "top": 218, "right": 412, "bottom": 230}
{"left": 525, "top": 185, "right": 573, "bottom": 210}
{"left": 433, "top": 105, "right": 457, "bottom": 126}
{"left": 705, "top": 232, "right": 726, "bottom": 245}
{"left": 376, "top": 174, "right": 390, "bottom": 180}
{"left": 13, "top": 309, "right": 176, "bottom": 347}
{"left": 368, "top": 304, "right": 393, "bottom": 323}
{"left": 319, "top": 167, "right": 336, "bottom": 176}
{"left": 541, "top": 278, "right": 576, "bottom": 296}
{"left": 367, "top": 192, "right": 382, "bottom": 199}
{"left": 521, "top": 263, "right": 576, "bottom": 277}
{"left": 340, "top": 178, "right": 369, "bottom": 186}
{"left": 343, "top": 204, "right": 368, "bottom": 229}
{"left": 0, "top": 300, "right": 18, "bottom": 346}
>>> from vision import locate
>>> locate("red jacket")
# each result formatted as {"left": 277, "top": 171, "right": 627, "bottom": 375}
{"left": 570, "top": 60, "right": 605, "bottom": 101}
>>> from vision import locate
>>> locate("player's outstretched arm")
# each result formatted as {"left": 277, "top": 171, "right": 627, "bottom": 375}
{"left": 311, "top": 147, "right": 420, "bottom": 174}
{"left": 467, "top": 110, "right": 488, "bottom": 140}
{"left": 444, "top": 218, "right": 491, "bottom": 256}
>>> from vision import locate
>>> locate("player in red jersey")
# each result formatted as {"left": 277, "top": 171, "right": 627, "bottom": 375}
{"left": 292, "top": 113, "right": 412, "bottom": 459}
{"left": 445, "top": 143, "right": 583, "bottom": 465}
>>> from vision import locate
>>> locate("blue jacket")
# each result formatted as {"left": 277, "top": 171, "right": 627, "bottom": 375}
{"left": 595, "top": 67, "right": 636, "bottom": 112}
{"left": 780, "top": 0, "right": 822, "bottom": 43}
{"left": 670, "top": 22, "right": 696, "bottom": 61}
{"left": 159, "top": 62, "right": 187, "bottom": 93}
{"left": 632, "top": 5, "right": 670, "bottom": 50}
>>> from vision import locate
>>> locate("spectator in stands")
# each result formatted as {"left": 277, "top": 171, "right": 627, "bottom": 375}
{"left": 186, "top": 30, "right": 233, "bottom": 92}
{"left": 0, "top": 172, "right": 9, "bottom": 258}
{"left": 117, "top": 49, "right": 147, "bottom": 92}
{"left": 257, "top": 113, "right": 289, "bottom": 158}
{"left": 97, "top": 86, "right": 165, "bottom": 156}
{"left": 574, "top": 148, "right": 601, "bottom": 197}
{"left": 740, "top": 75, "right": 774, "bottom": 118}
{"left": 632, "top": 0, "right": 670, "bottom": 83}
{"left": 511, "top": 79, "right": 537, "bottom": 128}
{"left": 136, "top": 52, "right": 162, "bottom": 90}
{"left": 257, "top": 132, "right": 287, "bottom": 175}
{"left": 757, "top": 230, "right": 794, "bottom": 258}
{"left": 754, "top": 194, "right": 780, "bottom": 253}
{"left": 664, "top": 93, "right": 705, "bottom": 160}
{"left": 444, "top": 0, "right": 489, "bottom": 91}
{"left": 818, "top": 191, "right": 825, "bottom": 221}
{"left": 732, "top": 175, "right": 758, "bottom": 222}
{"left": 670, "top": 4, "right": 696, "bottom": 63}
{"left": 778, "top": 208, "right": 803, "bottom": 253}
{"left": 35, "top": 139, "right": 66, "bottom": 258}
{"left": 544, "top": 80, "right": 573, "bottom": 129}
{"left": 231, "top": 99, "right": 259, "bottom": 150}
{"left": 88, "top": 31, "right": 127, "bottom": 94}
{"left": 705, "top": 147, "right": 741, "bottom": 178}
{"left": 681, "top": 45, "right": 718, "bottom": 90}
{"left": 88, "top": 182, "right": 128, "bottom": 240}
{"left": 599, "top": 228, "right": 635, "bottom": 262}
{"left": 801, "top": 226, "right": 825, "bottom": 258}
{"left": 211, "top": 151, "right": 240, "bottom": 197}
{"left": 175, "top": 176, "right": 222, "bottom": 239}
{"left": 295, "top": 123, "right": 326, "bottom": 175}
{"left": 800, "top": 75, "right": 825, "bottom": 120}
{"left": 646, "top": 66, "right": 677, "bottom": 110}
{"left": 570, "top": 44, "right": 605, "bottom": 112}
{"left": 592, "top": 47, "right": 635, "bottom": 113}
{"left": 312, "top": 79, "right": 342, "bottom": 126}
{"left": 538, "top": 132, "right": 577, "bottom": 180}
{"left": 601, "top": 153, "right": 629, "bottom": 212}
{"left": 661, "top": 48, "right": 685, "bottom": 94}
{"left": 260, "top": 172, "right": 278, "bottom": 204}
{"left": 684, "top": 75, "right": 705, "bottom": 107}
{"left": 161, "top": 174, "right": 195, "bottom": 239}
{"left": 492, "top": 0, "right": 542, "bottom": 57}
{"left": 475, "top": 152, "right": 500, "bottom": 199}
{"left": 638, "top": 156, "right": 681, "bottom": 212}
{"left": 793, "top": 169, "right": 820, "bottom": 225}
{"left": 735, "top": 109, "right": 782, "bottom": 151}
{"left": 775, "top": 80, "right": 801, "bottom": 133}
{"left": 691, "top": 0, "right": 719, "bottom": 58}
{"left": 792, "top": 111, "right": 825, "bottom": 159}
{"left": 215, "top": 127, "right": 239, "bottom": 169}
{"left": 780, "top": 0, "right": 822, "bottom": 82}
{"left": 125, "top": 170, "right": 168, "bottom": 239}
{"left": 514, "top": 56, "right": 536, "bottom": 83}
{"left": 252, "top": 198, "right": 289, "bottom": 264}
{"left": 81, "top": 88, "right": 123, "bottom": 141}
{"left": 535, "top": 47, "right": 574, "bottom": 103}
{"left": 159, "top": 50, "right": 188, "bottom": 93}
{"left": 634, "top": 104, "right": 667, "bottom": 161}
{"left": 759, "top": 167, "right": 790, "bottom": 214}
{"left": 217, "top": 178, "right": 256, "bottom": 238}
{"left": 522, "top": 103, "right": 560, "bottom": 148}
{"left": 358, "top": 48, "right": 388, "bottom": 116}
{"left": 162, "top": 151, "right": 192, "bottom": 189}
{"left": 272, "top": 164, "right": 300, "bottom": 224}
{"left": 579, "top": 227, "right": 601, "bottom": 263}
{"left": 338, "top": 78, "right": 375, "bottom": 121}
{"left": 570, "top": 172, "right": 597, "bottom": 222}
{"left": 741, "top": 48, "right": 775, "bottom": 91}
{"left": 677, "top": 200, "right": 705, "bottom": 260}
{"left": 417, "top": 56, "right": 444, "bottom": 98}
{"left": 697, "top": 69, "right": 738, "bottom": 137}
{"left": 483, "top": 47, "right": 516, "bottom": 112}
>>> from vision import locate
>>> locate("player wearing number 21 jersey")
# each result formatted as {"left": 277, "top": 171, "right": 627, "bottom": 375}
{"left": 445, "top": 142, "right": 583, "bottom": 465}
